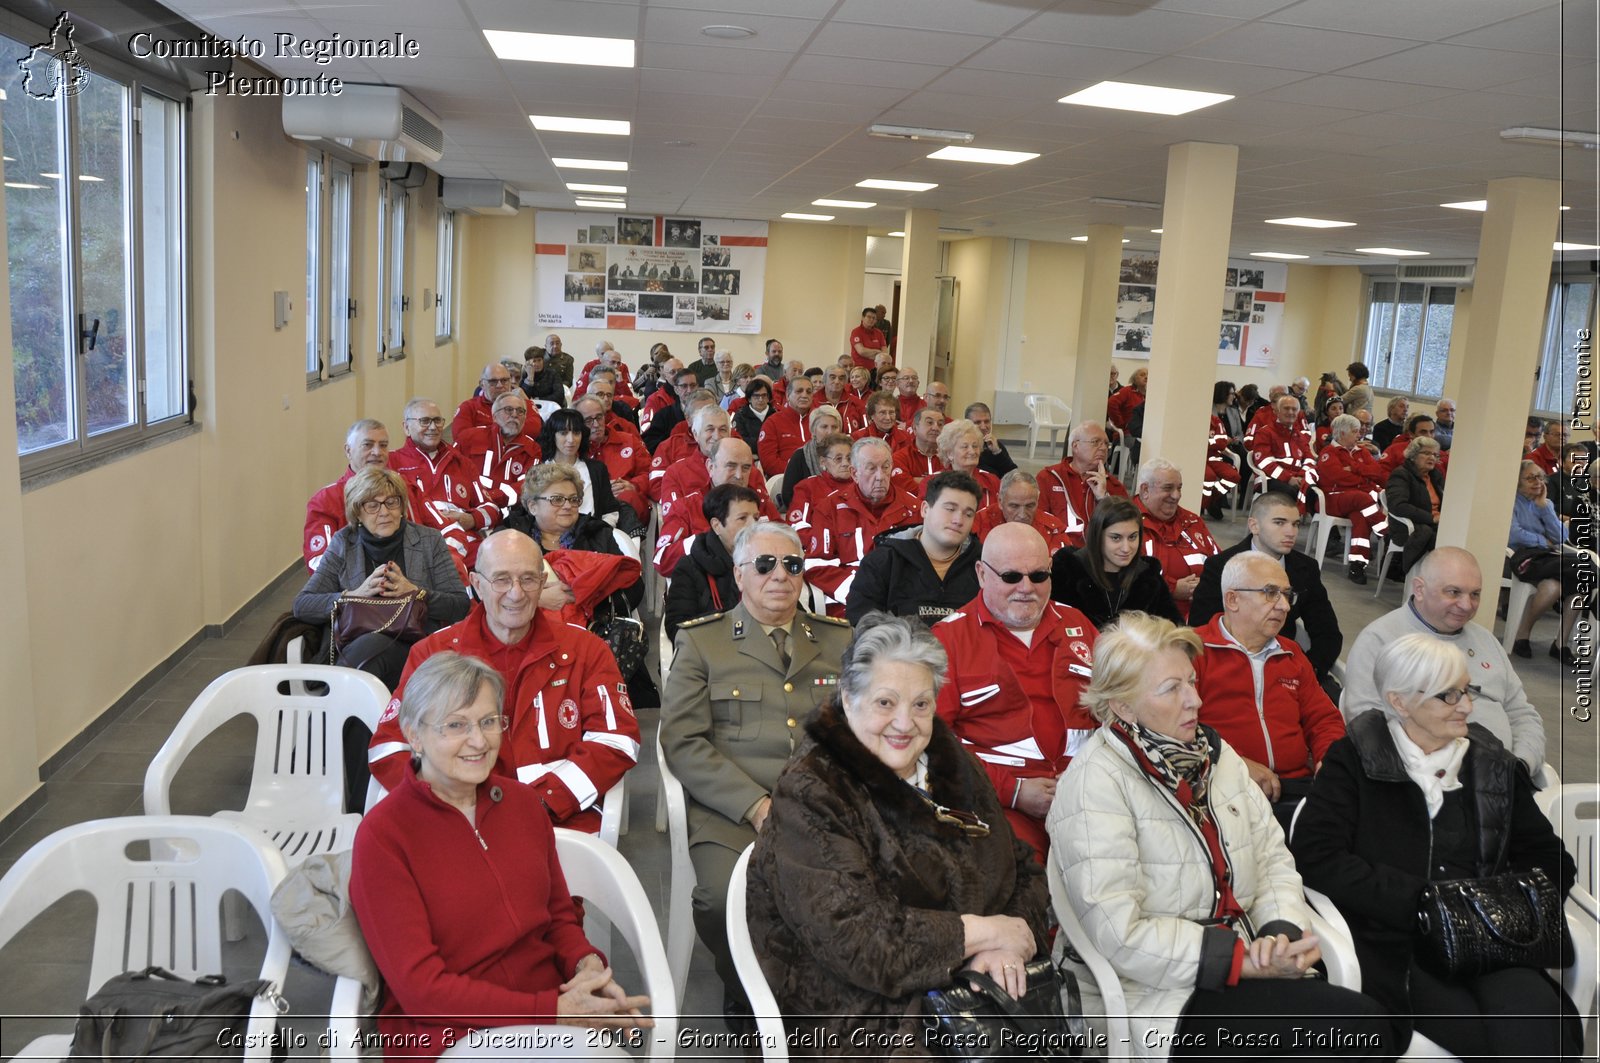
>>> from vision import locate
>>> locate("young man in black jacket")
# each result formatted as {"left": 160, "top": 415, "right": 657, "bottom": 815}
{"left": 845, "top": 471, "right": 981, "bottom": 626}
{"left": 663, "top": 484, "right": 760, "bottom": 641}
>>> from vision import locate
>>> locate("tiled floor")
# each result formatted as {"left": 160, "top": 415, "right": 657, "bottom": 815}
{"left": 1, "top": 457, "right": 1594, "bottom": 1057}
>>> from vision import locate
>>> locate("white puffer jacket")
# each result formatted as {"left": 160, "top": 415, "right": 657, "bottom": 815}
{"left": 1045, "top": 726, "right": 1310, "bottom": 1060}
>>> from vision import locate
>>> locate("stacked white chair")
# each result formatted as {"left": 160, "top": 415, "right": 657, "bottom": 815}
{"left": 725, "top": 845, "right": 788, "bottom": 1061}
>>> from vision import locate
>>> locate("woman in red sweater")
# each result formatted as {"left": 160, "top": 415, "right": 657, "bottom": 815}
{"left": 350, "top": 652, "right": 649, "bottom": 1059}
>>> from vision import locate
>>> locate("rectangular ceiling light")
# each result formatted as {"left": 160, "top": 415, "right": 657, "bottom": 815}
{"left": 857, "top": 178, "right": 938, "bottom": 191}
{"left": 1266, "top": 217, "right": 1355, "bottom": 228}
{"left": 1060, "top": 80, "right": 1233, "bottom": 116}
{"left": 1355, "top": 247, "right": 1429, "bottom": 256}
{"left": 1442, "top": 199, "right": 1569, "bottom": 211}
{"left": 926, "top": 146, "right": 1039, "bottom": 165}
{"left": 530, "top": 115, "right": 631, "bottom": 136}
{"left": 1071, "top": 235, "right": 1129, "bottom": 243}
{"left": 553, "top": 158, "right": 628, "bottom": 171}
{"left": 485, "top": 30, "right": 634, "bottom": 67}
{"left": 575, "top": 198, "right": 626, "bottom": 209}
{"left": 887, "top": 230, "right": 906, "bottom": 237}
{"left": 813, "top": 198, "right": 875, "bottom": 209}
{"left": 782, "top": 212, "right": 834, "bottom": 221}
{"left": 1554, "top": 242, "right": 1600, "bottom": 251}
{"left": 1251, "top": 251, "right": 1309, "bottom": 259}
{"left": 567, "top": 182, "right": 627, "bottom": 194}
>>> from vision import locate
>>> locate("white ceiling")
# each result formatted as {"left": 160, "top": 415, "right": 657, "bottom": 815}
{"left": 163, "top": 0, "right": 1599, "bottom": 263}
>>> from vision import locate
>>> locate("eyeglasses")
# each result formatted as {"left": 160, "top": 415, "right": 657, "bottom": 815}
{"left": 484, "top": 376, "right": 513, "bottom": 387}
{"left": 1428, "top": 684, "right": 1481, "bottom": 706}
{"left": 581, "top": 415, "right": 606, "bottom": 427}
{"left": 476, "top": 572, "right": 546, "bottom": 593}
{"left": 430, "top": 713, "right": 507, "bottom": 739}
{"left": 535, "top": 494, "right": 582, "bottom": 508}
{"left": 407, "top": 416, "right": 446, "bottom": 428}
{"left": 1235, "top": 585, "right": 1298, "bottom": 606}
{"left": 359, "top": 497, "right": 404, "bottom": 515}
{"left": 740, "top": 554, "right": 804, "bottom": 576}
{"left": 979, "top": 559, "right": 1049, "bottom": 585}
{"left": 1079, "top": 438, "right": 1110, "bottom": 451}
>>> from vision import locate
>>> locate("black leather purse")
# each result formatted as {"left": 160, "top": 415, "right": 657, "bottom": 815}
{"left": 921, "top": 956, "right": 1089, "bottom": 1061}
{"left": 1416, "top": 867, "right": 1567, "bottom": 979}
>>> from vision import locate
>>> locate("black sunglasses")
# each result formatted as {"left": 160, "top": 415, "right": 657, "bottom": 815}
{"left": 979, "top": 559, "right": 1049, "bottom": 585}
{"left": 742, "top": 554, "right": 804, "bottom": 576}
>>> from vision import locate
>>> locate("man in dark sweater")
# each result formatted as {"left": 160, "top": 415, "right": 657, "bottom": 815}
{"left": 1190, "top": 491, "right": 1342, "bottom": 690}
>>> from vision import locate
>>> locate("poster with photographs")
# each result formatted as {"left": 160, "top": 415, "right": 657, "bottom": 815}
{"left": 534, "top": 213, "right": 768, "bottom": 332}
{"left": 1112, "top": 253, "right": 1287, "bottom": 368}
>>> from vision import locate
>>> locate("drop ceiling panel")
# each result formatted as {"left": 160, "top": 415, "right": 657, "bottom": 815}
{"left": 640, "top": 7, "right": 822, "bottom": 50}
{"left": 829, "top": 0, "right": 1050, "bottom": 36}
{"left": 784, "top": 54, "right": 947, "bottom": 89}
{"left": 1010, "top": 3, "right": 1244, "bottom": 52}
{"left": 961, "top": 39, "right": 1152, "bottom": 78}
{"left": 463, "top": 0, "right": 642, "bottom": 36}
{"left": 1109, "top": 54, "right": 1315, "bottom": 95}
{"left": 1337, "top": 44, "right": 1562, "bottom": 91}
{"left": 804, "top": 23, "right": 993, "bottom": 65}
{"left": 1263, "top": 0, "right": 1555, "bottom": 42}
{"left": 1443, "top": 3, "right": 1596, "bottom": 57}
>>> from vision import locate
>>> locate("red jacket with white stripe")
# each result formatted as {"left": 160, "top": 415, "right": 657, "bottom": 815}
{"left": 1208, "top": 415, "right": 1232, "bottom": 459}
{"left": 1316, "top": 442, "right": 1387, "bottom": 494}
{"left": 1249, "top": 419, "right": 1316, "bottom": 486}
{"left": 932, "top": 597, "right": 1099, "bottom": 806}
{"left": 450, "top": 393, "right": 544, "bottom": 445}
{"left": 367, "top": 605, "right": 640, "bottom": 831}
{"left": 800, "top": 481, "right": 920, "bottom": 606}
{"left": 646, "top": 427, "right": 697, "bottom": 502}
{"left": 1191, "top": 616, "right": 1345, "bottom": 779}
{"left": 304, "top": 467, "right": 355, "bottom": 574}
{"left": 758, "top": 407, "right": 811, "bottom": 476}
{"left": 389, "top": 439, "right": 504, "bottom": 538}
{"left": 590, "top": 433, "right": 652, "bottom": 520}
{"left": 785, "top": 473, "right": 850, "bottom": 535}
{"left": 1135, "top": 500, "right": 1219, "bottom": 621}
{"left": 657, "top": 454, "right": 773, "bottom": 511}
{"left": 851, "top": 422, "right": 913, "bottom": 452}
{"left": 971, "top": 506, "right": 1073, "bottom": 555}
{"left": 891, "top": 444, "right": 945, "bottom": 483}
{"left": 821, "top": 393, "right": 866, "bottom": 432}
{"left": 1038, "top": 461, "right": 1129, "bottom": 548}
{"left": 454, "top": 426, "right": 542, "bottom": 506}
{"left": 651, "top": 487, "right": 780, "bottom": 578}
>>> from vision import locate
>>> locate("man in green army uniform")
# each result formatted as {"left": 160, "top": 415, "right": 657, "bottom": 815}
{"left": 662, "top": 519, "right": 852, "bottom": 1016}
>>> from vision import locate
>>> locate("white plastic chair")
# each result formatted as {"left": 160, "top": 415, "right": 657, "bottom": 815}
{"left": 657, "top": 723, "right": 698, "bottom": 1007}
{"left": 655, "top": 612, "right": 674, "bottom": 834}
{"left": 1044, "top": 855, "right": 1131, "bottom": 1051}
{"left": 533, "top": 398, "right": 561, "bottom": 422}
{"left": 1499, "top": 555, "right": 1538, "bottom": 654}
{"left": 0, "top": 816, "right": 292, "bottom": 1061}
{"left": 727, "top": 845, "right": 789, "bottom": 1061}
{"left": 1538, "top": 784, "right": 1599, "bottom": 905}
{"left": 327, "top": 830, "right": 676, "bottom": 1061}
{"left": 764, "top": 472, "right": 784, "bottom": 505}
{"left": 1024, "top": 394, "right": 1070, "bottom": 460}
{"left": 144, "top": 665, "right": 390, "bottom": 866}
{"left": 1304, "top": 484, "right": 1353, "bottom": 571}
{"left": 1371, "top": 493, "right": 1414, "bottom": 598}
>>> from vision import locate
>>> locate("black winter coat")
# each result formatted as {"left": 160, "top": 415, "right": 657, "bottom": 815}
{"left": 1386, "top": 462, "right": 1446, "bottom": 538}
{"left": 747, "top": 701, "right": 1048, "bottom": 1059}
{"left": 1049, "top": 547, "right": 1180, "bottom": 629}
{"left": 1290, "top": 710, "right": 1575, "bottom": 1030}
{"left": 845, "top": 529, "right": 981, "bottom": 627}
{"left": 1189, "top": 534, "right": 1343, "bottom": 679}
{"left": 662, "top": 528, "right": 738, "bottom": 643}
{"left": 732, "top": 403, "right": 768, "bottom": 454}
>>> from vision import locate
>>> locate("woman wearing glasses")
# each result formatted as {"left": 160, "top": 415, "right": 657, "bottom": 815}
{"left": 293, "top": 465, "right": 470, "bottom": 688}
{"left": 350, "top": 652, "right": 651, "bottom": 1060}
{"left": 1291, "top": 635, "right": 1578, "bottom": 1060}
{"left": 1050, "top": 496, "right": 1182, "bottom": 629}
{"left": 535, "top": 408, "right": 639, "bottom": 534}
{"left": 1049, "top": 612, "right": 1395, "bottom": 1060}
{"left": 745, "top": 613, "right": 1049, "bottom": 1054}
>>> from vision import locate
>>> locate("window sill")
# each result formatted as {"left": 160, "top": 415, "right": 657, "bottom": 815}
{"left": 435, "top": 334, "right": 453, "bottom": 347}
{"left": 22, "top": 421, "right": 201, "bottom": 493}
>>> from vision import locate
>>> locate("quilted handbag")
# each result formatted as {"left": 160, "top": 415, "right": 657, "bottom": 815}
{"left": 921, "top": 955, "right": 1089, "bottom": 1060}
{"left": 329, "top": 591, "right": 426, "bottom": 662}
{"left": 1416, "top": 867, "right": 1566, "bottom": 979}
{"left": 590, "top": 593, "right": 647, "bottom": 677}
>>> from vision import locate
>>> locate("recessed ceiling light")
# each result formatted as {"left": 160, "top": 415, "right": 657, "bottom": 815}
{"left": 701, "top": 24, "right": 756, "bottom": 39}
{"left": 857, "top": 178, "right": 938, "bottom": 191}
{"left": 567, "top": 182, "right": 627, "bottom": 194}
{"left": 4, "top": 181, "right": 44, "bottom": 189}
{"left": 39, "top": 172, "right": 60, "bottom": 179}
{"left": 1060, "top": 80, "right": 1233, "bottom": 116}
{"left": 782, "top": 212, "right": 834, "bottom": 221}
{"left": 926, "top": 146, "right": 1039, "bottom": 165}
{"left": 575, "top": 198, "right": 626, "bottom": 209}
{"left": 1071, "top": 236, "right": 1130, "bottom": 243}
{"left": 1266, "top": 217, "right": 1355, "bottom": 228}
{"left": 813, "top": 198, "right": 875, "bottom": 209}
{"left": 1554, "top": 242, "right": 1600, "bottom": 251}
{"left": 887, "top": 231, "right": 906, "bottom": 237}
{"left": 1355, "top": 247, "right": 1429, "bottom": 256}
{"left": 78, "top": 175, "right": 103, "bottom": 182}
{"left": 485, "top": 30, "right": 634, "bottom": 67}
{"left": 1150, "top": 228, "right": 1164, "bottom": 234}
{"left": 552, "top": 158, "right": 628, "bottom": 172}
{"left": 1441, "top": 199, "right": 1570, "bottom": 211}
{"left": 1090, "top": 196, "right": 1161, "bottom": 209}
{"left": 1251, "top": 251, "right": 1309, "bottom": 260}
{"left": 530, "top": 115, "right": 630, "bottom": 136}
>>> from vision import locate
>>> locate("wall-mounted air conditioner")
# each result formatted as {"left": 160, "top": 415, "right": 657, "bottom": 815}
{"left": 283, "top": 84, "right": 444, "bottom": 165}
{"left": 1396, "top": 261, "right": 1474, "bottom": 286}
{"left": 441, "top": 179, "right": 521, "bottom": 216}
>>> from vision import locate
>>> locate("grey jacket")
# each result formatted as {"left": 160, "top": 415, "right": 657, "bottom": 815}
{"left": 292, "top": 521, "right": 470, "bottom": 633}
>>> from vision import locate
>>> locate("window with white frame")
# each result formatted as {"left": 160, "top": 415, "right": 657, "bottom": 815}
{"left": 305, "top": 155, "right": 353, "bottom": 382}
{"left": 327, "top": 163, "right": 352, "bottom": 375}
{"left": 3, "top": 32, "right": 189, "bottom": 467}
{"left": 1534, "top": 275, "right": 1595, "bottom": 416}
{"left": 377, "top": 179, "right": 407, "bottom": 361}
{"left": 305, "top": 154, "right": 322, "bottom": 379}
{"left": 1360, "top": 278, "right": 1458, "bottom": 399}
{"left": 435, "top": 208, "right": 455, "bottom": 341}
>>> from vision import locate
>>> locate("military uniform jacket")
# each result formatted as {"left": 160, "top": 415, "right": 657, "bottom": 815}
{"left": 661, "top": 602, "right": 852, "bottom": 852}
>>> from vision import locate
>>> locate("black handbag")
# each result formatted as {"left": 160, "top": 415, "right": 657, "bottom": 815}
{"left": 1416, "top": 867, "right": 1567, "bottom": 979}
{"left": 69, "top": 966, "right": 286, "bottom": 1060}
{"left": 921, "top": 956, "right": 1089, "bottom": 1061}
{"left": 590, "top": 593, "right": 646, "bottom": 677}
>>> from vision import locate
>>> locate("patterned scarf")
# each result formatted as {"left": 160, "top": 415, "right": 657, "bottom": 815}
{"left": 1109, "top": 715, "right": 1214, "bottom": 819}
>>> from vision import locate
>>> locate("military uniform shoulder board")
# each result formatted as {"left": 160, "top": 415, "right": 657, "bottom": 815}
{"left": 678, "top": 612, "right": 725, "bottom": 629}
{"left": 806, "top": 612, "right": 852, "bottom": 627}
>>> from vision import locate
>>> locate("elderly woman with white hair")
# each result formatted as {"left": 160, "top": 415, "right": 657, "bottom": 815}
{"left": 935, "top": 417, "right": 1000, "bottom": 507}
{"left": 350, "top": 652, "right": 650, "bottom": 1060}
{"left": 1047, "top": 612, "right": 1393, "bottom": 1060}
{"left": 1291, "top": 634, "right": 1577, "bottom": 1060}
{"left": 778, "top": 403, "right": 844, "bottom": 507}
{"left": 746, "top": 612, "right": 1049, "bottom": 1056}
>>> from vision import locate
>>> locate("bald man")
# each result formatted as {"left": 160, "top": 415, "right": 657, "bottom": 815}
{"left": 652, "top": 437, "right": 779, "bottom": 577}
